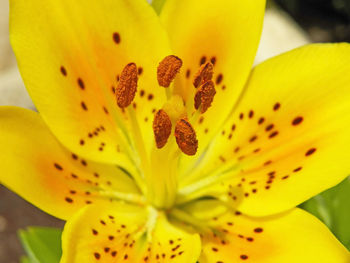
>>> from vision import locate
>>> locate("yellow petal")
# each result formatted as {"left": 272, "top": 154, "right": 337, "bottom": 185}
{"left": 181, "top": 199, "right": 229, "bottom": 221}
{"left": 10, "top": 0, "right": 172, "bottom": 165}
{"left": 61, "top": 203, "right": 148, "bottom": 262}
{"left": 150, "top": 214, "right": 201, "bottom": 262}
{"left": 61, "top": 203, "right": 201, "bottom": 262}
{"left": 180, "top": 44, "right": 350, "bottom": 216}
{"left": 198, "top": 208, "right": 349, "bottom": 263}
{"left": 0, "top": 106, "right": 141, "bottom": 220}
{"left": 160, "top": 0, "right": 266, "bottom": 166}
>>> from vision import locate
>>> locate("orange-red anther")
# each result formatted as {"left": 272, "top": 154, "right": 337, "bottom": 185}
{"left": 194, "top": 80, "right": 216, "bottom": 113}
{"left": 153, "top": 109, "right": 172, "bottom": 149}
{"left": 157, "top": 55, "right": 183, "bottom": 88}
{"left": 193, "top": 62, "right": 214, "bottom": 88}
{"left": 116, "top": 63, "right": 138, "bottom": 108}
{"left": 175, "top": 118, "right": 198, "bottom": 156}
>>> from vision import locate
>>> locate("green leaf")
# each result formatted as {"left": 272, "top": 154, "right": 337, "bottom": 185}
{"left": 18, "top": 227, "right": 63, "bottom": 263}
{"left": 20, "top": 256, "right": 34, "bottom": 263}
{"left": 300, "top": 177, "right": 350, "bottom": 249}
{"left": 151, "top": 0, "right": 167, "bottom": 15}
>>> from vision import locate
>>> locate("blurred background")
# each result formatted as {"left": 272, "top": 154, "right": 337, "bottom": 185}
{"left": 1, "top": 0, "right": 350, "bottom": 262}
{"left": 276, "top": 0, "right": 350, "bottom": 42}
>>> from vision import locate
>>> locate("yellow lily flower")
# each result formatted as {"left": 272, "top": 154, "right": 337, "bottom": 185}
{"left": 1, "top": 0, "right": 350, "bottom": 261}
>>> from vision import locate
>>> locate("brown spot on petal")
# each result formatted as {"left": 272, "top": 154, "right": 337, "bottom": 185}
{"left": 116, "top": 63, "right": 138, "bottom": 108}
{"left": 157, "top": 55, "right": 182, "bottom": 87}
{"left": 200, "top": 56, "right": 207, "bottom": 65}
{"left": 175, "top": 118, "right": 198, "bottom": 156}
{"left": 148, "top": 94, "right": 154, "bottom": 101}
{"left": 215, "top": 74, "right": 223, "bottom": 85}
{"left": 77, "top": 78, "right": 85, "bottom": 90}
{"left": 293, "top": 167, "right": 302, "bottom": 172}
{"left": 273, "top": 102, "right": 281, "bottom": 111}
{"left": 94, "top": 252, "right": 101, "bottom": 260}
{"left": 153, "top": 110, "right": 172, "bottom": 149}
{"left": 305, "top": 148, "right": 316, "bottom": 156}
{"left": 113, "top": 32, "right": 121, "bottom": 44}
{"left": 258, "top": 117, "right": 265, "bottom": 125}
{"left": 193, "top": 62, "right": 214, "bottom": 88}
{"left": 81, "top": 101, "right": 88, "bottom": 111}
{"left": 65, "top": 197, "right": 73, "bottom": 203}
{"left": 292, "top": 116, "right": 303, "bottom": 126}
{"left": 254, "top": 227, "right": 263, "bottom": 233}
{"left": 60, "top": 66, "right": 67, "bottom": 76}
{"left": 186, "top": 69, "right": 191, "bottom": 79}
{"left": 54, "top": 163, "right": 63, "bottom": 171}
{"left": 194, "top": 80, "right": 216, "bottom": 113}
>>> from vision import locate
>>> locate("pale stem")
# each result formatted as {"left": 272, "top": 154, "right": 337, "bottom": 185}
{"left": 133, "top": 206, "right": 159, "bottom": 241}
{"left": 176, "top": 162, "right": 239, "bottom": 204}
{"left": 185, "top": 88, "right": 196, "bottom": 115}
{"left": 149, "top": 139, "right": 180, "bottom": 209}
{"left": 145, "top": 206, "right": 159, "bottom": 242}
{"left": 127, "top": 107, "right": 151, "bottom": 195}
{"left": 170, "top": 208, "right": 211, "bottom": 233}
{"left": 98, "top": 189, "right": 147, "bottom": 205}
{"left": 165, "top": 86, "right": 172, "bottom": 100}
{"left": 189, "top": 106, "right": 202, "bottom": 124}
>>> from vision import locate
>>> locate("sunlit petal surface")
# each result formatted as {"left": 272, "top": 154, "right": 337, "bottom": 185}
{"left": 0, "top": 107, "right": 140, "bottom": 220}
{"left": 198, "top": 208, "right": 349, "bottom": 263}
{"left": 180, "top": 44, "right": 350, "bottom": 217}
{"left": 10, "top": 0, "right": 172, "bottom": 166}
{"left": 2, "top": 0, "right": 350, "bottom": 261}
{"left": 61, "top": 203, "right": 201, "bottom": 262}
{"left": 160, "top": 0, "right": 266, "bottom": 173}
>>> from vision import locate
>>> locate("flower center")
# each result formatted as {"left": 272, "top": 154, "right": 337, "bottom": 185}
{"left": 115, "top": 55, "right": 217, "bottom": 209}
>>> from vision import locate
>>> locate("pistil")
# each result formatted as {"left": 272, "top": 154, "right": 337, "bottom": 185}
{"left": 147, "top": 56, "right": 188, "bottom": 208}
{"left": 155, "top": 56, "right": 199, "bottom": 156}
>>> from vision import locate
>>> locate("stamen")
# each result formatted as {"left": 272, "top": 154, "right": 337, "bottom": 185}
{"left": 116, "top": 63, "right": 138, "bottom": 108}
{"left": 194, "top": 80, "right": 216, "bottom": 113}
{"left": 157, "top": 55, "right": 183, "bottom": 88}
{"left": 193, "top": 62, "right": 214, "bottom": 88}
{"left": 153, "top": 109, "right": 172, "bottom": 149}
{"left": 175, "top": 118, "right": 198, "bottom": 156}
